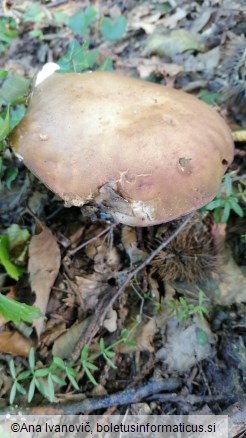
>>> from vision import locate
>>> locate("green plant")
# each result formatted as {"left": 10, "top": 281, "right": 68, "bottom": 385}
{"left": 57, "top": 40, "right": 99, "bottom": 73}
{"left": 0, "top": 17, "right": 18, "bottom": 54}
{"left": 56, "top": 7, "right": 127, "bottom": 72}
{"left": 52, "top": 357, "right": 80, "bottom": 390}
{"left": 0, "top": 224, "right": 43, "bottom": 324}
{"left": 0, "top": 224, "right": 30, "bottom": 280}
{"left": 100, "top": 15, "right": 127, "bottom": 42}
{"left": 9, "top": 321, "right": 139, "bottom": 404}
{"left": 80, "top": 344, "right": 98, "bottom": 385}
{"left": 67, "top": 6, "right": 97, "bottom": 37}
{"left": 0, "top": 294, "right": 42, "bottom": 324}
{"left": 22, "top": 3, "right": 47, "bottom": 24}
{"left": 203, "top": 173, "right": 244, "bottom": 223}
{"left": 80, "top": 323, "right": 138, "bottom": 385}
{"left": 0, "top": 72, "right": 29, "bottom": 151}
{"left": 198, "top": 89, "right": 223, "bottom": 106}
{"left": 0, "top": 72, "right": 29, "bottom": 188}
{"left": 57, "top": 39, "right": 113, "bottom": 73}
{"left": 166, "top": 290, "right": 209, "bottom": 322}
{"left": 9, "top": 349, "right": 66, "bottom": 404}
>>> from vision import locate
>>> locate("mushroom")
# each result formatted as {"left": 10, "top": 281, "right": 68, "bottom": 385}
{"left": 9, "top": 69, "right": 234, "bottom": 226}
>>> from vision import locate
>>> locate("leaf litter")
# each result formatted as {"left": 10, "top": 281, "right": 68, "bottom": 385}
{"left": 0, "top": 0, "right": 245, "bottom": 420}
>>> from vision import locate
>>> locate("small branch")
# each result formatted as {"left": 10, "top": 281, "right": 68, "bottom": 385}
{"left": 96, "top": 212, "right": 195, "bottom": 331}
{"left": 69, "top": 223, "right": 116, "bottom": 255}
{"left": 71, "top": 212, "right": 195, "bottom": 359}
{"left": 3, "top": 378, "right": 180, "bottom": 415}
{"left": 147, "top": 393, "right": 236, "bottom": 405}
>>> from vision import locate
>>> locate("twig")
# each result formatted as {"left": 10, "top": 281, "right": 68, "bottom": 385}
{"left": 71, "top": 212, "right": 195, "bottom": 359}
{"left": 147, "top": 393, "right": 236, "bottom": 405}
{"left": 98, "top": 214, "right": 195, "bottom": 326}
{"left": 46, "top": 0, "right": 70, "bottom": 8}
{"left": 69, "top": 224, "right": 116, "bottom": 255}
{"left": 3, "top": 378, "right": 180, "bottom": 415}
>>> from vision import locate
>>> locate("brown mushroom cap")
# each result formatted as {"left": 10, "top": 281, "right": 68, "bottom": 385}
{"left": 10, "top": 71, "right": 234, "bottom": 226}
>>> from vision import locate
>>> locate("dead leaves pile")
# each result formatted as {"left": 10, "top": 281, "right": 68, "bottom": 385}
{"left": 1, "top": 214, "right": 245, "bottom": 378}
{"left": 0, "top": 0, "right": 245, "bottom": 403}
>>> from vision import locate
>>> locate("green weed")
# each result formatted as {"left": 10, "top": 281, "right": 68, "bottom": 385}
{"left": 166, "top": 290, "right": 209, "bottom": 321}
{"left": 9, "top": 320, "right": 139, "bottom": 404}
{"left": 203, "top": 173, "right": 244, "bottom": 223}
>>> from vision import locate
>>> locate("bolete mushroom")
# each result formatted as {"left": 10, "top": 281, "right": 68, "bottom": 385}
{"left": 9, "top": 68, "right": 234, "bottom": 226}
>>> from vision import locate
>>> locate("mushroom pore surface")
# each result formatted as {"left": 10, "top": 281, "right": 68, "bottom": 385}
{"left": 10, "top": 71, "right": 234, "bottom": 226}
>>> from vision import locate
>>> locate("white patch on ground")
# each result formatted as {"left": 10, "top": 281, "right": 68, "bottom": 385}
{"left": 156, "top": 316, "right": 215, "bottom": 372}
{"left": 35, "top": 63, "right": 60, "bottom": 86}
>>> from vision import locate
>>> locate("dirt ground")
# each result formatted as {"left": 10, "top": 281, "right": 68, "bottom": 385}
{"left": 0, "top": 0, "right": 246, "bottom": 436}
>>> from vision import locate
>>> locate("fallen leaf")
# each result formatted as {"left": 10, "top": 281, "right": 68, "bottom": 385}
{"left": 156, "top": 317, "right": 215, "bottom": 372}
{"left": 183, "top": 47, "right": 220, "bottom": 73}
{"left": 211, "top": 248, "right": 246, "bottom": 304}
{"left": 161, "top": 8, "right": 187, "bottom": 29}
{"left": 144, "top": 29, "right": 204, "bottom": 58}
{"left": 137, "top": 57, "right": 183, "bottom": 79}
{"left": 75, "top": 272, "right": 107, "bottom": 311}
{"left": 128, "top": 3, "right": 160, "bottom": 34}
{"left": 28, "top": 224, "right": 61, "bottom": 337}
{"left": 117, "top": 319, "right": 157, "bottom": 353}
{"left": 52, "top": 317, "right": 92, "bottom": 359}
{"left": 131, "top": 12, "right": 162, "bottom": 34}
{"left": 0, "top": 331, "right": 33, "bottom": 357}
{"left": 190, "top": 9, "right": 213, "bottom": 33}
{"left": 85, "top": 237, "right": 120, "bottom": 274}
{"left": 121, "top": 226, "right": 147, "bottom": 264}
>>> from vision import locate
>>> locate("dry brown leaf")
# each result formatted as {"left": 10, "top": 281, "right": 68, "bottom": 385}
{"left": 211, "top": 222, "right": 227, "bottom": 253}
{"left": 128, "top": 3, "right": 160, "bottom": 34}
{"left": 75, "top": 272, "right": 107, "bottom": 311}
{"left": 0, "top": 331, "right": 33, "bottom": 357}
{"left": 213, "top": 248, "right": 246, "bottom": 304}
{"left": 121, "top": 226, "right": 147, "bottom": 264}
{"left": 41, "top": 322, "right": 66, "bottom": 347}
{"left": 52, "top": 317, "right": 92, "bottom": 359}
{"left": 117, "top": 319, "right": 157, "bottom": 353}
{"left": 68, "top": 225, "right": 85, "bottom": 246}
{"left": 131, "top": 12, "right": 162, "bottom": 34}
{"left": 74, "top": 232, "right": 120, "bottom": 312}
{"left": 136, "top": 57, "right": 183, "bottom": 79}
{"left": 160, "top": 8, "right": 187, "bottom": 29}
{"left": 183, "top": 47, "right": 220, "bottom": 74}
{"left": 28, "top": 224, "right": 61, "bottom": 337}
{"left": 144, "top": 29, "right": 204, "bottom": 58}
{"left": 86, "top": 242, "right": 120, "bottom": 274}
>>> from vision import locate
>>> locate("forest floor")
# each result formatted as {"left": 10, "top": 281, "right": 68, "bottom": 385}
{"left": 0, "top": 0, "right": 246, "bottom": 435}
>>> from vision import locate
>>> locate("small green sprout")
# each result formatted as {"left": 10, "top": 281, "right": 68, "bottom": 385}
{"left": 166, "top": 290, "right": 208, "bottom": 322}
{"left": 9, "top": 319, "right": 139, "bottom": 404}
{"left": 100, "top": 15, "right": 127, "bottom": 42}
{"left": 203, "top": 173, "right": 244, "bottom": 223}
{"left": 0, "top": 224, "right": 30, "bottom": 280}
